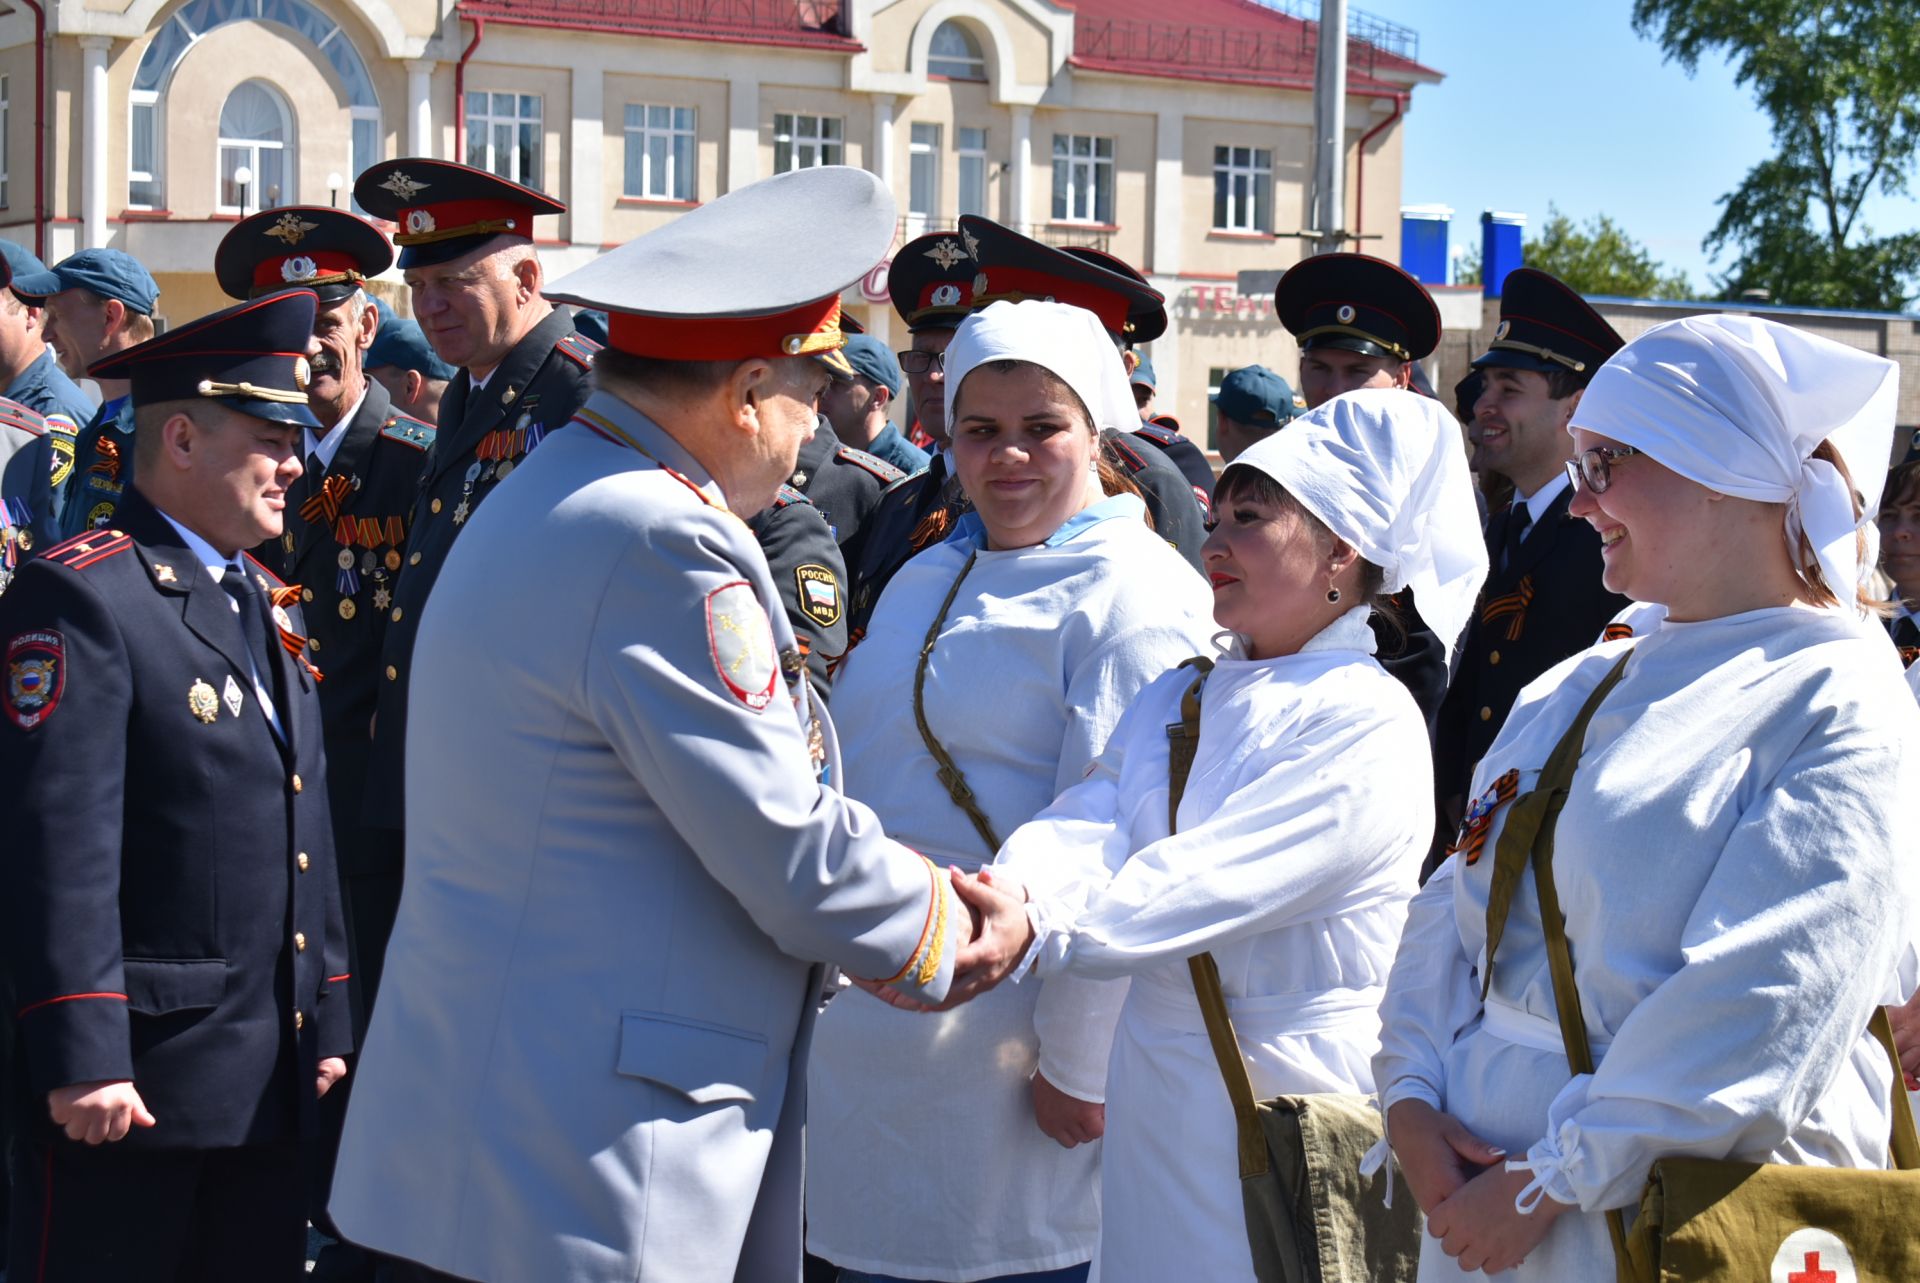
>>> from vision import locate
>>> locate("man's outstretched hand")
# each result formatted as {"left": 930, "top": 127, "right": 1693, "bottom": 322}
{"left": 849, "top": 865, "right": 1035, "bottom": 1012}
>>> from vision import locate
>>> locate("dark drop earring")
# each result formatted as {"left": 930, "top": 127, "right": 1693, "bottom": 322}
{"left": 1326, "top": 587, "right": 1341, "bottom": 604}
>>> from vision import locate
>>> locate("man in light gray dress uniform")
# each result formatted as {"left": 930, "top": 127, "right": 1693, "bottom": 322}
{"left": 328, "top": 168, "right": 1027, "bottom": 1283}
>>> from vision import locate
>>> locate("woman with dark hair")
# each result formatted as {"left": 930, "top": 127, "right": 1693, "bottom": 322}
{"left": 961, "top": 389, "right": 1486, "bottom": 1281}
{"left": 1375, "top": 315, "right": 1920, "bottom": 1280}
{"left": 805, "top": 300, "right": 1214, "bottom": 1283}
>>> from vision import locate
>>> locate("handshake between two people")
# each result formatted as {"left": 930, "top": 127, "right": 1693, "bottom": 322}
{"left": 852, "top": 866, "right": 1034, "bottom": 1013}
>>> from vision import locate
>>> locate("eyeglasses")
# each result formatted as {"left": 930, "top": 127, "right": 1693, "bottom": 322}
{"left": 1566, "top": 445, "right": 1639, "bottom": 494}
{"left": 896, "top": 350, "right": 946, "bottom": 375}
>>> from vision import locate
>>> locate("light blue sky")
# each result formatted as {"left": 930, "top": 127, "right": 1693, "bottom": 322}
{"left": 1367, "top": 0, "right": 1920, "bottom": 297}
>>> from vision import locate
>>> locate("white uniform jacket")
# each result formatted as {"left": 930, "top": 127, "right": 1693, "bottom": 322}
{"left": 329, "top": 392, "right": 959, "bottom": 1283}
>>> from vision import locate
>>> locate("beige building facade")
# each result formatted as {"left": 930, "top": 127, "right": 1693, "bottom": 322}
{"left": 0, "top": 0, "right": 1439, "bottom": 440}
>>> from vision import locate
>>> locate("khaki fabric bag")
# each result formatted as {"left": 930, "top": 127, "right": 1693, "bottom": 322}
{"left": 1171, "top": 658, "right": 1423, "bottom": 1283}
{"left": 1485, "top": 648, "right": 1920, "bottom": 1283}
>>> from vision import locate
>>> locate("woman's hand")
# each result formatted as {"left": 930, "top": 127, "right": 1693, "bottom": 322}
{"left": 1888, "top": 996, "right": 1920, "bottom": 1087}
{"left": 1386, "top": 1098, "right": 1507, "bottom": 1214}
{"left": 1030, "top": 1069, "right": 1105, "bottom": 1148}
{"left": 1426, "top": 1163, "right": 1568, "bottom": 1275}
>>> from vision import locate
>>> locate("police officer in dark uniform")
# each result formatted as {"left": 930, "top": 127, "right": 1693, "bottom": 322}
{"left": 12, "top": 250, "right": 161, "bottom": 539}
{"left": 959, "top": 216, "right": 1209, "bottom": 570}
{"left": 351, "top": 159, "right": 597, "bottom": 965}
{"left": 0, "top": 290, "right": 351, "bottom": 1282}
{"left": 1127, "top": 355, "right": 1216, "bottom": 506}
{"left": 846, "top": 231, "right": 979, "bottom": 636}
{"left": 1274, "top": 251, "right": 1453, "bottom": 733}
{"left": 792, "top": 408, "right": 904, "bottom": 568}
{"left": 1429, "top": 269, "right": 1628, "bottom": 876}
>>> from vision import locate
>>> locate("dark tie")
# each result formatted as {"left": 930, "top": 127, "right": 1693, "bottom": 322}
{"left": 221, "top": 563, "right": 279, "bottom": 696}
{"left": 1500, "top": 502, "right": 1533, "bottom": 572}
{"left": 1893, "top": 615, "right": 1920, "bottom": 652}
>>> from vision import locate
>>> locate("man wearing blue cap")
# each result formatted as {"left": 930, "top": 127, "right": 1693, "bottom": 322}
{"left": 366, "top": 315, "right": 456, "bottom": 425}
{"left": 1210, "top": 364, "right": 1300, "bottom": 463}
{"left": 12, "top": 249, "right": 162, "bottom": 539}
{"left": 0, "top": 242, "right": 91, "bottom": 439}
{"left": 820, "top": 332, "right": 927, "bottom": 476}
{"left": 0, "top": 289, "right": 351, "bottom": 1281}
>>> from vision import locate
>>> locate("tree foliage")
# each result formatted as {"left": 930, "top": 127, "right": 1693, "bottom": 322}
{"left": 1451, "top": 207, "right": 1691, "bottom": 299}
{"left": 1633, "top": 0, "right": 1920, "bottom": 310}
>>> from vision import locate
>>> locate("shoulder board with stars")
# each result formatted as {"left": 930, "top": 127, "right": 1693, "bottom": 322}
{"left": 0, "top": 398, "right": 49, "bottom": 438}
{"left": 1133, "top": 420, "right": 1182, "bottom": 448}
{"left": 379, "top": 414, "right": 436, "bottom": 452}
{"left": 555, "top": 331, "right": 601, "bottom": 370}
{"left": 833, "top": 444, "right": 905, "bottom": 485}
{"left": 40, "top": 528, "right": 132, "bottom": 570}
{"left": 769, "top": 483, "right": 813, "bottom": 509}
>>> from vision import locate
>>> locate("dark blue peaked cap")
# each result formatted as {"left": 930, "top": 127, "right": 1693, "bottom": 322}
{"left": 90, "top": 290, "right": 322, "bottom": 428}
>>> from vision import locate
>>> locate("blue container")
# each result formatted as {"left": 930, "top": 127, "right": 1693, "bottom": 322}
{"left": 1399, "top": 205, "right": 1451, "bottom": 286}
{"left": 1481, "top": 211, "right": 1526, "bottom": 298}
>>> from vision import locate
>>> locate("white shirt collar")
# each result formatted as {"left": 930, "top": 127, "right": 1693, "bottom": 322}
{"left": 305, "top": 386, "right": 367, "bottom": 470}
{"left": 154, "top": 507, "right": 238, "bottom": 580}
{"left": 1512, "top": 469, "right": 1572, "bottom": 526}
{"left": 470, "top": 366, "right": 494, "bottom": 394}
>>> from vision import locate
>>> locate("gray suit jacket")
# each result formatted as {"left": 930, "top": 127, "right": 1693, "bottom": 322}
{"left": 330, "top": 391, "right": 960, "bottom": 1283}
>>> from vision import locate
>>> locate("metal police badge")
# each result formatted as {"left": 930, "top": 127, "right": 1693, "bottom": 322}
{"left": 222, "top": 674, "right": 245, "bottom": 718}
{"left": 266, "top": 212, "right": 319, "bottom": 245}
{"left": 6, "top": 630, "right": 65, "bottom": 729}
{"left": 281, "top": 255, "right": 320, "bottom": 283}
{"left": 1336, "top": 304, "right": 1357, "bottom": 324}
{"left": 705, "top": 580, "right": 777, "bottom": 711}
{"left": 188, "top": 678, "right": 220, "bottom": 724}
{"left": 794, "top": 564, "right": 843, "bottom": 629}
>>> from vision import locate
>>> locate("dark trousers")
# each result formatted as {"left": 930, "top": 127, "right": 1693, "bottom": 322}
{"left": 9, "top": 1134, "right": 305, "bottom": 1282}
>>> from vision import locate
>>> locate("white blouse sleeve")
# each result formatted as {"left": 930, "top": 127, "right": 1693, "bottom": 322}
{"left": 1512, "top": 728, "right": 1913, "bottom": 1213}
{"left": 1025, "top": 704, "right": 1413, "bottom": 982}
{"left": 1373, "top": 856, "right": 1479, "bottom": 1114}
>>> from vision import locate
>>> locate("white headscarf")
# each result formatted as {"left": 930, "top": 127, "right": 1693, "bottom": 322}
{"left": 1571, "top": 314, "right": 1897, "bottom": 615}
{"left": 1231, "top": 388, "right": 1487, "bottom": 663}
{"left": 942, "top": 300, "right": 1139, "bottom": 438}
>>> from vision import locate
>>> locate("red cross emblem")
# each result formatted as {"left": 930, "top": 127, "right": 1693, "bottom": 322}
{"left": 1789, "top": 1253, "right": 1837, "bottom": 1283}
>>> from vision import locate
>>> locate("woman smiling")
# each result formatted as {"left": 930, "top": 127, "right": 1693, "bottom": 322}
{"left": 805, "top": 301, "right": 1214, "bottom": 1283}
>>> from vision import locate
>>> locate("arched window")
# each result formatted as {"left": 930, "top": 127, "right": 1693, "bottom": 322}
{"left": 928, "top": 21, "right": 987, "bottom": 80}
{"left": 217, "top": 81, "right": 293, "bottom": 214}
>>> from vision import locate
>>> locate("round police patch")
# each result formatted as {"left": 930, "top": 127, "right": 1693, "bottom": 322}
{"left": 705, "top": 581, "right": 777, "bottom": 711}
{"left": 6, "top": 630, "right": 66, "bottom": 729}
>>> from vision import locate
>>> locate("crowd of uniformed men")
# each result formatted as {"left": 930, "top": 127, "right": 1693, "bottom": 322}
{"left": 0, "top": 149, "right": 1861, "bottom": 1283}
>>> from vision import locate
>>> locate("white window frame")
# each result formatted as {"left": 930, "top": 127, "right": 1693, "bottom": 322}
{"left": 465, "top": 91, "right": 544, "bottom": 191}
{"left": 1051, "top": 133, "right": 1114, "bottom": 225}
{"left": 349, "top": 106, "right": 381, "bottom": 215}
{"left": 129, "top": 89, "right": 162, "bottom": 211}
{"left": 773, "top": 113, "right": 844, "bottom": 173}
{"left": 908, "top": 122, "right": 940, "bottom": 225}
{"left": 214, "top": 81, "right": 294, "bottom": 216}
{"left": 623, "top": 103, "right": 697, "bottom": 201}
{"left": 1212, "top": 145, "right": 1273, "bottom": 233}
{"left": 928, "top": 21, "right": 987, "bottom": 80}
{"left": 957, "top": 126, "right": 988, "bottom": 217}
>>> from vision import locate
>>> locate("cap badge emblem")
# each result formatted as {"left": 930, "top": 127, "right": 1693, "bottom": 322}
{"left": 1336, "top": 304, "right": 1357, "bottom": 324}
{"left": 380, "top": 171, "right": 429, "bottom": 200}
{"left": 265, "top": 212, "right": 319, "bottom": 245}
{"left": 405, "top": 209, "right": 437, "bottom": 235}
{"left": 293, "top": 357, "right": 312, "bottom": 390}
{"left": 1495, "top": 320, "right": 1512, "bottom": 340}
{"left": 188, "top": 679, "right": 219, "bottom": 724}
{"left": 931, "top": 284, "right": 962, "bottom": 307}
{"left": 281, "top": 255, "right": 319, "bottom": 283}
{"left": 962, "top": 229, "right": 981, "bottom": 261}
{"left": 925, "top": 238, "right": 967, "bottom": 270}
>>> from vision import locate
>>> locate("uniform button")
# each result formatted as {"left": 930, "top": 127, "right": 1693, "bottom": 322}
{"left": 1488, "top": 650, "right": 1501, "bottom": 665}
{"left": 390, "top": 607, "right": 403, "bottom": 622}
{"left": 297, "top": 852, "right": 310, "bottom": 872}
{"left": 386, "top": 664, "right": 398, "bottom": 681}
{"left": 409, "top": 551, "right": 422, "bottom": 566}
{"left": 431, "top": 498, "right": 443, "bottom": 514}
{"left": 294, "top": 932, "right": 307, "bottom": 952}
{"left": 308, "top": 637, "right": 321, "bottom": 652}
{"left": 301, "top": 587, "right": 314, "bottom": 603}
{"left": 294, "top": 1009, "right": 305, "bottom": 1031}
{"left": 1479, "top": 707, "right": 1493, "bottom": 722}
{"left": 291, "top": 773, "right": 303, "bottom": 793}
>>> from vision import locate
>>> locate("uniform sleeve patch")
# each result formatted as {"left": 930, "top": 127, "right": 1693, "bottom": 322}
{"left": 705, "top": 581, "right": 777, "bottom": 711}
{"left": 794, "top": 563, "right": 843, "bottom": 629}
{"left": 6, "top": 630, "right": 66, "bottom": 729}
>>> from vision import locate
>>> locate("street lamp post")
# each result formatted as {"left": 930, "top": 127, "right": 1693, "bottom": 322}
{"left": 328, "top": 172, "right": 344, "bottom": 209}
{"left": 234, "top": 164, "right": 254, "bottom": 218}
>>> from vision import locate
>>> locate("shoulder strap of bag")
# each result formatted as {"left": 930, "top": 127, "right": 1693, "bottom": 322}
{"left": 1164, "top": 657, "right": 1272, "bottom": 1181}
{"left": 912, "top": 549, "right": 1002, "bottom": 856}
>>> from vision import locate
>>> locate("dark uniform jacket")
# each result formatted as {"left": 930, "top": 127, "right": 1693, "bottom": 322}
{"left": 1133, "top": 419, "right": 1216, "bottom": 516}
{"left": 747, "top": 484, "right": 847, "bottom": 703}
{"left": 251, "top": 380, "right": 434, "bottom": 874}
{"left": 1434, "top": 488, "right": 1627, "bottom": 821}
{"left": 361, "top": 308, "right": 596, "bottom": 829}
{"left": 791, "top": 419, "right": 904, "bottom": 573}
{"left": 56, "top": 395, "right": 134, "bottom": 540}
{"left": 848, "top": 452, "right": 960, "bottom": 637}
{"left": 0, "top": 488, "right": 350, "bottom": 1149}
{"left": 1104, "top": 429, "right": 1207, "bottom": 570}
{"left": 0, "top": 398, "right": 55, "bottom": 592}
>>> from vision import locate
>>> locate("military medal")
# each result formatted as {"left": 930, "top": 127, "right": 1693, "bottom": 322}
{"left": 188, "top": 679, "right": 220, "bottom": 724}
{"left": 339, "top": 597, "right": 357, "bottom": 620}
{"left": 494, "top": 458, "right": 514, "bottom": 481}
{"left": 372, "top": 585, "right": 392, "bottom": 610}
{"left": 384, "top": 548, "right": 402, "bottom": 572}
{"left": 1449, "top": 768, "right": 1521, "bottom": 866}
{"left": 222, "top": 674, "right": 244, "bottom": 718}
{"left": 452, "top": 499, "right": 470, "bottom": 525}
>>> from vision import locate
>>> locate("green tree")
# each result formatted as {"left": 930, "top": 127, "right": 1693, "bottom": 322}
{"left": 1450, "top": 207, "right": 1691, "bottom": 299}
{"left": 1633, "top": 0, "right": 1920, "bottom": 310}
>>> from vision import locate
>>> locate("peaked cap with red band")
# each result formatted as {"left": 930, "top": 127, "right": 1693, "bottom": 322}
{"left": 1274, "top": 252, "right": 1440, "bottom": 363}
{"left": 957, "top": 215, "right": 1166, "bottom": 343}
{"left": 888, "top": 232, "right": 978, "bottom": 332}
{"left": 215, "top": 206, "right": 393, "bottom": 305}
{"left": 353, "top": 159, "right": 567, "bottom": 269}
{"left": 544, "top": 166, "right": 897, "bottom": 378}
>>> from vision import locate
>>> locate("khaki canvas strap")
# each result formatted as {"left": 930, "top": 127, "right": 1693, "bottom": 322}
{"left": 912, "top": 550, "right": 1003, "bottom": 856}
{"left": 1161, "top": 656, "right": 1271, "bottom": 1181}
